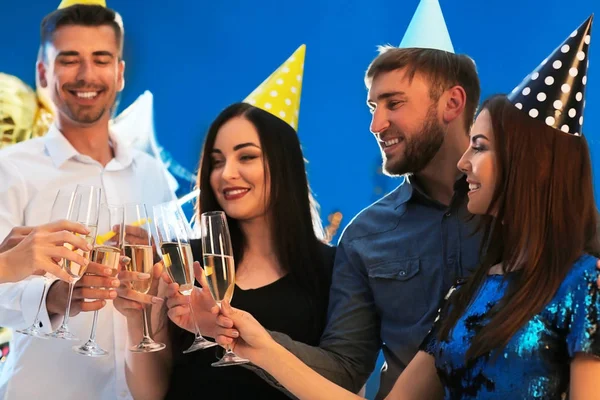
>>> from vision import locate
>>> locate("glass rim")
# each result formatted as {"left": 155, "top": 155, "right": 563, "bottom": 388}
{"left": 201, "top": 211, "right": 226, "bottom": 217}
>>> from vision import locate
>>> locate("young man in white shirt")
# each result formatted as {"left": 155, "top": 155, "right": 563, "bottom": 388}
{"left": 0, "top": 4, "right": 174, "bottom": 399}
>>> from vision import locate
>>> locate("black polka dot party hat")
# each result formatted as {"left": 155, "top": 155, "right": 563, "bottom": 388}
{"left": 507, "top": 15, "right": 593, "bottom": 136}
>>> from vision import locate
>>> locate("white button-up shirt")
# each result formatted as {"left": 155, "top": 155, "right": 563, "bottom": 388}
{"left": 0, "top": 125, "right": 175, "bottom": 399}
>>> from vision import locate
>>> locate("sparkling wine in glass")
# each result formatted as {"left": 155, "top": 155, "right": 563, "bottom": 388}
{"left": 47, "top": 185, "right": 101, "bottom": 341}
{"left": 153, "top": 201, "right": 218, "bottom": 353}
{"left": 15, "top": 190, "right": 81, "bottom": 338}
{"left": 124, "top": 203, "right": 165, "bottom": 353}
{"left": 200, "top": 211, "right": 249, "bottom": 367}
{"left": 73, "top": 204, "right": 123, "bottom": 357}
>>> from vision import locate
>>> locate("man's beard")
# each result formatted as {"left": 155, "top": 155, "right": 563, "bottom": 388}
{"left": 382, "top": 105, "right": 446, "bottom": 177}
{"left": 65, "top": 104, "right": 107, "bottom": 124}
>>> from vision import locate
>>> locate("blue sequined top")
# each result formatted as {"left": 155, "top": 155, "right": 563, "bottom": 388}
{"left": 421, "top": 254, "right": 600, "bottom": 399}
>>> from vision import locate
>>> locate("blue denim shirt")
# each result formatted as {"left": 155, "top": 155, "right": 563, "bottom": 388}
{"left": 258, "top": 176, "right": 482, "bottom": 399}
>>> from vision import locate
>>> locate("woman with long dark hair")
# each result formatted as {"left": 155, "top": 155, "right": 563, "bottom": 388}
{"left": 211, "top": 17, "right": 600, "bottom": 399}
{"left": 115, "top": 102, "right": 335, "bottom": 399}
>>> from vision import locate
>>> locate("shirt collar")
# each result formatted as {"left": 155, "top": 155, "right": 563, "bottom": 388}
{"left": 401, "top": 173, "right": 468, "bottom": 206}
{"left": 44, "top": 123, "right": 133, "bottom": 169}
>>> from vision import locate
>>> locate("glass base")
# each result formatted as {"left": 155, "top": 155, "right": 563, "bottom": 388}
{"left": 183, "top": 337, "right": 219, "bottom": 354}
{"left": 211, "top": 351, "right": 250, "bottom": 367}
{"left": 46, "top": 327, "right": 79, "bottom": 341}
{"left": 129, "top": 337, "right": 166, "bottom": 353}
{"left": 15, "top": 325, "right": 48, "bottom": 339}
{"left": 73, "top": 340, "right": 109, "bottom": 357}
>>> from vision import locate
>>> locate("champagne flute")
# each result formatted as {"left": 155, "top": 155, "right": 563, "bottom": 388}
{"left": 200, "top": 211, "right": 249, "bottom": 367}
{"left": 124, "top": 203, "right": 165, "bottom": 353}
{"left": 153, "top": 201, "right": 218, "bottom": 353}
{"left": 73, "top": 204, "right": 124, "bottom": 357}
{"left": 47, "top": 185, "right": 101, "bottom": 340}
{"left": 15, "top": 190, "right": 81, "bottom": 338}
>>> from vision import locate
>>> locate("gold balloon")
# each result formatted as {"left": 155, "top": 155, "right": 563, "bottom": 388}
{"left": 0, "top": 73, "right": 39, "bottom": 149}
{"left": 32, "top": 73, "right": 55, "bottom": 139}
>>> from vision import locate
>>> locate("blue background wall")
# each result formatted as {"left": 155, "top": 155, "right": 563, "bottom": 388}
{"left": 3, "top": 1, "right": 598, "bottom": 397}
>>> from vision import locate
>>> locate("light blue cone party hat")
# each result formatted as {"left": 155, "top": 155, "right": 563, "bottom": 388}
{"left": 399, "top": 0, "right": 455, "bottom": 53}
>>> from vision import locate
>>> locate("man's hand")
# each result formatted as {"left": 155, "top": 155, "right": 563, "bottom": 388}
{"left": 46, "top": 260, "right": 119, "bottom": 317}
{"left": 0, "top": 220, "right": 91, "bottom": 283}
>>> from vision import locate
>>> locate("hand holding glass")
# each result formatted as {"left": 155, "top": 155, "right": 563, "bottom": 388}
{"left": 200, "top": 211, "right": 249, "bottom": 367}
{"left": 73, "top": 204, "right": 123, "bottom": 356}
{"left": 154, "top": 201, "right": 218, "bottom": 353}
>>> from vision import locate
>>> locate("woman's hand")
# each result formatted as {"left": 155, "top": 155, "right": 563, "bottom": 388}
{"left": 114, "top": 260, "right": 164, "bottom": 320}
{"left": 214, "top": 300, "right": 276, "bottom": 363}
{"left": 164, "top": 261, "right": 219, "bottom": 336}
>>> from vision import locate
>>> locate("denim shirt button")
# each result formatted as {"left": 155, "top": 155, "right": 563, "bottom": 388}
{"left": 399, "top": 270, "right": 407, "bottom": 276}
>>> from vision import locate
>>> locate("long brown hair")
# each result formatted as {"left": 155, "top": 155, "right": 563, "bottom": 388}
{"left": 439, "top": 94, "right": 600, "bottom": 360}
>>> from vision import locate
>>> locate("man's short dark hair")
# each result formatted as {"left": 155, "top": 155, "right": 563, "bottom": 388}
{"left": 40, "top": 4, "right": 124, "bottom": 59}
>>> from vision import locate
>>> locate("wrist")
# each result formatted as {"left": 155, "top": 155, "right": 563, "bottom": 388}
{"left": 45, "top": 280, "right": 64, "bottom": 317}
{"left": 253, "top": 337, "right": 284, "bottom": 369}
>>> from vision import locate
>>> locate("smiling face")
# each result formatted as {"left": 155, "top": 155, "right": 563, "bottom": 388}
{"left": 38, "top": 24, "right": 124, "bottom": 128}
{"left": 209, "top": 116, "right": 271, "bottom": 222}
{"left": 367, "top": 68, "right": 447, "bottom": 176}
{"left": 457, "top": 109, "right": 498, "bottom": 215}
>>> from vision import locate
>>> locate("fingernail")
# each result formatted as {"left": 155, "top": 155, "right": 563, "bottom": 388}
{"left": 69, "top": 276, "right": 76, "bottom": 283}
{"left": 110, "top": 290, "right": 117, "bottom": 298}
{"left": 111, "top": 279, "right": 120, "bottom": 287}
{"left": 138, "top": 273, "right": 151, "bottom": 279}
{"left": 87, "top": 243, "right": 94, "bottom": 251}
{"left": 102, "top": 300, "right": 106, "bottom": 306}
{"left": 83, "top": 258, "right": 90, "bottom": 265}
{"left": 104, "top": 268, "right": 113, "bottom": 275}
{"left": 84, "top": 227, "right": 91, "bottom": 234}
{"left": 232, "top": 330, "right": 239, "bottom": 338}
{"left": 121, "top": 256, "right": 131, "bottom": 264}
{"left": 152, "top": 296, "right": 164, "bottom": 304}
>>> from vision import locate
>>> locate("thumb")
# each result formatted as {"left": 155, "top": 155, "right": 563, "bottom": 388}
{"left": 221, "top": 301, "right": 245, "bottom": 327}
{"left": 153, "top": 260, "right": 164, "bottom": 278}
{"left": 194, "top": 261, "right": 209, "bottom": 290}
{"left": 221, "top": 300, "right": 235, "bottom": 318}
{"left": 150, "top": 261, "right": 163, "bottom": 292}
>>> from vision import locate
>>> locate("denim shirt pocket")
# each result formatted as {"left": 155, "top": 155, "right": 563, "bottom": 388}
{"left": 367, "top": 258, "right": 428, "bottom": 324}
{"left": 368, "top": 259, "right": 420, "bottom": 281}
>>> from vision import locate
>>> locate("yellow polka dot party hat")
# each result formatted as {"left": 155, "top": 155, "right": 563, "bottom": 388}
{"left": 243, "top": 45, "right": 305, "bottom": 130}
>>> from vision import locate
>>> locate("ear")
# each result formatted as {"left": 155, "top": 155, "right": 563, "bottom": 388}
{"left": 441, "top": 85, "right": 467, "bottom": 125}
{"left": 37, "top": 61, "right": 48, "bottom": 88}
{"left": 117, "top": 60, "right": 126, "bottom": 92}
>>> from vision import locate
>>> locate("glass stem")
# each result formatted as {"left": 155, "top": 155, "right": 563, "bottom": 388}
{"left": 141, "top": 304, "right": 151, "bottom": 340}
{"left": 188, "top": 296, "right": 202, "bottom": 338}
{"left": 89, "top": 310, "right": 100, "bottom": 341}
{"left": 33, "top": 279, "right": 48, "bottom": 327}
{"left": 61, "top": 281, "right": 76, "bottom": 328}
{"left": 217, "top": 302, "right": 233, "bottom": 353}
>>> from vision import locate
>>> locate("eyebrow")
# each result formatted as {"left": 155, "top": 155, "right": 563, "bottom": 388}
{"left": 210, "top": 142, "right": 261, "bottom": 154}
{"left": 57, "top": 50, "right": 115, "bottom": 58}
{"left": 367, "top": 91, "right": 407, "bottom": 105}
{"left": 471, "top": 134, "right": 489, "bottom": 141}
